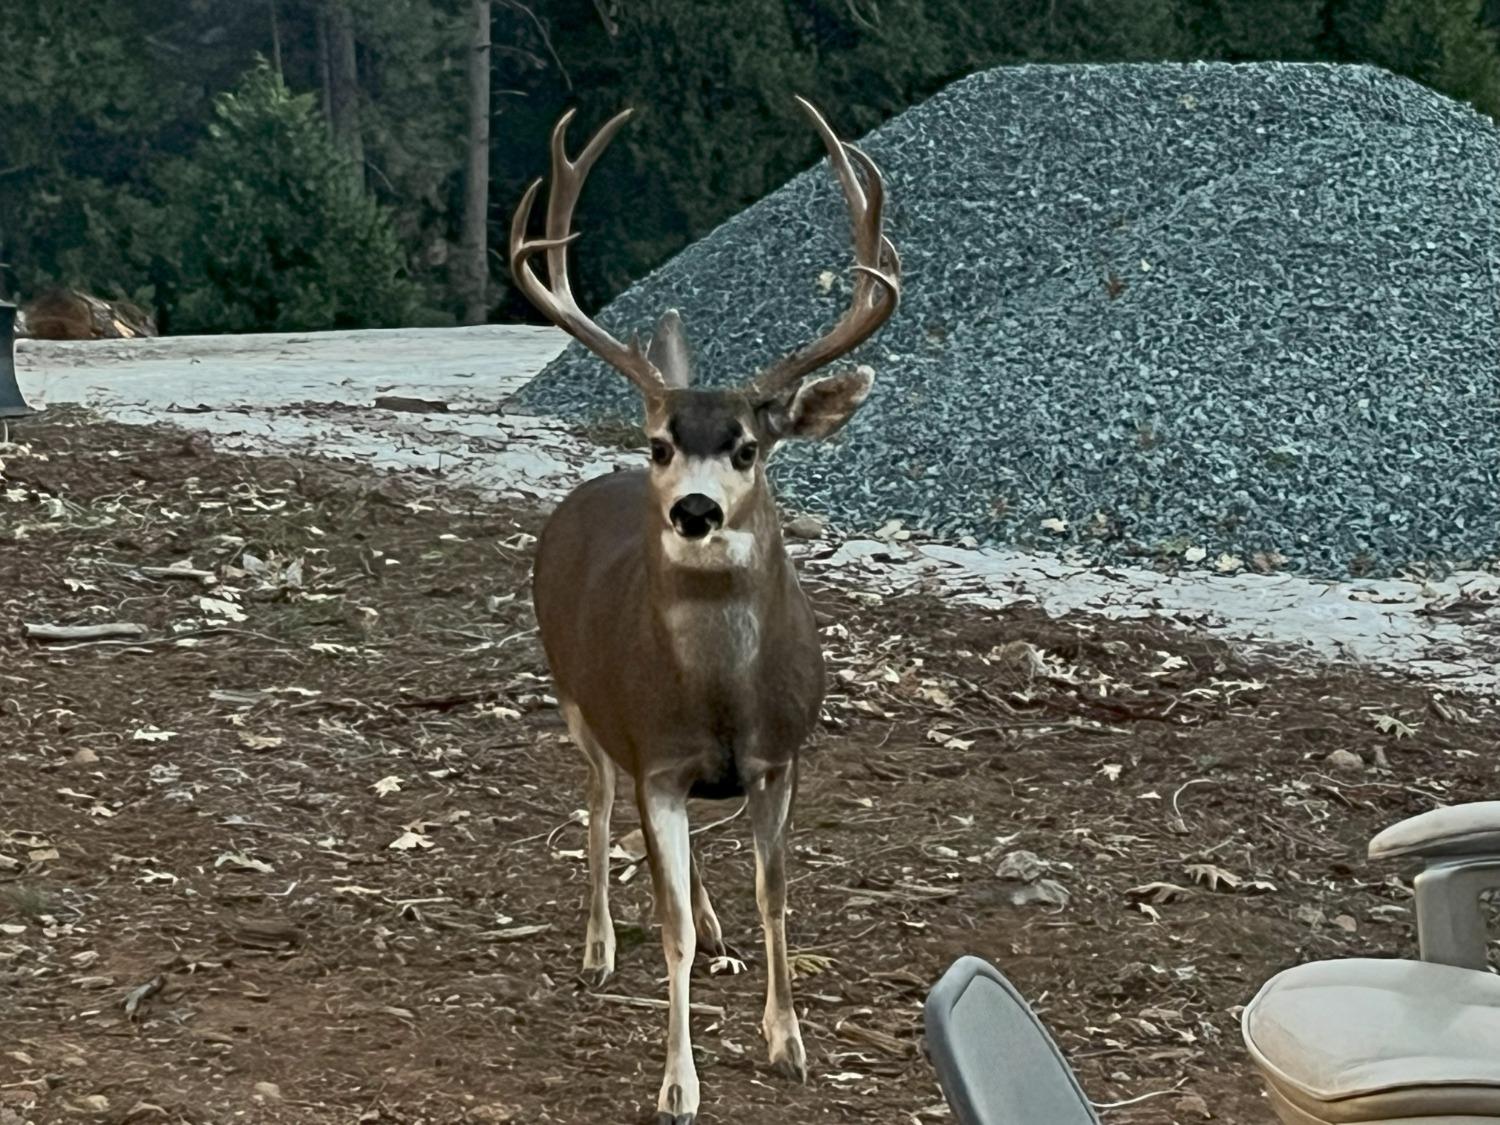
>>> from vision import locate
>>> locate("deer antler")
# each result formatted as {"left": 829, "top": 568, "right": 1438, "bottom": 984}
{"left": 510, "top": 108, "right": 664, "bottom": 393}
{"left": 750, "top": 97, "right": 902, "bottom": 399}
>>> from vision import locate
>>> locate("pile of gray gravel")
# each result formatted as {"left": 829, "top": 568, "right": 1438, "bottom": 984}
{"left": 512, "top": 63, "right": 1500, "bottom": 578}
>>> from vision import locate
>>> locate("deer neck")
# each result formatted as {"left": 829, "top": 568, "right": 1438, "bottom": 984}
{"left": 646, "top": 492, "right": 788, "bottom": 677}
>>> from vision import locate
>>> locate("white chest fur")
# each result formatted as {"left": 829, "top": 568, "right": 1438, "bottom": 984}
{"left": 663, "top": 599, "right": 762, "bottom": 680}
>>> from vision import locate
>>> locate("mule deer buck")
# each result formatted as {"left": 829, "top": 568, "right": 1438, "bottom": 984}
{"left": 513, "top": 99, "right": 900, "bottom": 1123}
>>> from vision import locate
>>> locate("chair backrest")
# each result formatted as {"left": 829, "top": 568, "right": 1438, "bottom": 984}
{"left": 924, "top": 956, "right": 1101, "bottom": 1125}
{"left": 0, "top": 300, "right": 37, "bottom": 419}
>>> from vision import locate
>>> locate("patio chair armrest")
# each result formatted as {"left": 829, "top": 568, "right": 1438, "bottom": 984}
{"left": 1369, "top": 802, "right": 1500, "bottom": 861}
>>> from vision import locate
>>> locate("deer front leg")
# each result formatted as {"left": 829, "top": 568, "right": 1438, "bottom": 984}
{"left": 749, "top": 765, "right": 807, "bottom": 1082}
{"left": 562, "top": 702, "right": 615, "bottom": 985}
{"left": 640, "top": 781, "right": 699, "bottom": 1124}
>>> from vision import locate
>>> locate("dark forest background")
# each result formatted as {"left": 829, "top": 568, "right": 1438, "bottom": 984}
{"left": 3, "top": 1, "right": 1498, "bottom": 333}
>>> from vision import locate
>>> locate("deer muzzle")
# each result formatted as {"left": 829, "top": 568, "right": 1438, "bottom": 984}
{"left": 669, "top": 493, "right": 725, "bottom": 540}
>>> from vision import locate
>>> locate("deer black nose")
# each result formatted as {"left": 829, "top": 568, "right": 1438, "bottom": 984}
{"left": 670, "top": 494, "right": 724, "bottom": 539}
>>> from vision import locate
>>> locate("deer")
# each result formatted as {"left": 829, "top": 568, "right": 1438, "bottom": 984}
{"left": 512, "top": 98, "right": 900, "bottom": 1124}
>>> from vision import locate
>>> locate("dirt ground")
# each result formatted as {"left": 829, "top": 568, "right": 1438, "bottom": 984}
{"left": 2, "top": 410, "right": 1497, "bottom": 1125}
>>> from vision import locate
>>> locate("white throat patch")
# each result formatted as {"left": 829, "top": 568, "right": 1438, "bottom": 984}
{"left": 659, "top": 527, "right": 758, "bottom": 571}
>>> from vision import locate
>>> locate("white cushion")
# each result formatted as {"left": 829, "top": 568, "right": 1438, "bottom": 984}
{"left": 1243, "top": 958, "right": 1500, "bottom": 1122}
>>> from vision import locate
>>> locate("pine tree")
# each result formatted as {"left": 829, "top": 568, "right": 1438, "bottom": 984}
{"left": 156, "top": 63, "right": 424, "bottom": 332}
{"left": 0, "top": 0, "right": 179, "bottom": 300}
{"left": 1187, "top": 0, "right": 1328, "bottom": 59}
{"left": 1363, "top": 0, "right": 1500, "bottom": 114}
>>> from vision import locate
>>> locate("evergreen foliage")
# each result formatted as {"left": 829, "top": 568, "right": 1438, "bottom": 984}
{"left": 155, "top": 64, "right": 422, "bottom": 334}
{"left": 4, "top": 0, "right": 1500, "bottom": 331}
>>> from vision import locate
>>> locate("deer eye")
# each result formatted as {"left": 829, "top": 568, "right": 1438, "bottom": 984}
{"left": 650, "top": 439, "right": 674, "bottom": 466}
{"left": 732, "top": 442, "right": 758, "bottom": 471}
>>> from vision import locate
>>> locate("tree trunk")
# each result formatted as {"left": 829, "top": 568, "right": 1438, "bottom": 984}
{"left": 268, "top": 0, "right": 284, "bottom": 80}
{"left": 326, "top": 0, "right": 364, "bottom": 180}
{"left": 458, "top": 0, "right": 492, "bottom": 325}
{"left": 316, "top": 4, "right": 332, "bottom": 123}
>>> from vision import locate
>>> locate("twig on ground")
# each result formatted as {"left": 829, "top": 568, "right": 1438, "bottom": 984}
{"left": 138, "top": 565, "right": 217, "bottom": 583}
{"left": 691, "top": 798, "right": 747, "bottom": 837}
{"left": 1092, "top": 1077, "right": 1188, "bottom": 1110}
{"left": 1170, "top": 778, "right": 1214, "bottom": 827}
{"left": 24, "top": 622, "right": 147, "bottom": 641}
{"left": 594, "top": 993, "right": 725, "bottom": 1020}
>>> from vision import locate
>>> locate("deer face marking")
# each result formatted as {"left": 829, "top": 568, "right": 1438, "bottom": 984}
{"left": 647, "top": 390, "right": 765, "bottom": 570}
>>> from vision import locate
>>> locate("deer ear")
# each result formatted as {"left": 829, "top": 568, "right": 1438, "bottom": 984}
{"left": 646, "top": 309, "right": 693, "bottom": 389}
{"left": 781, "top": 365, "right": 874, "bottom": 441}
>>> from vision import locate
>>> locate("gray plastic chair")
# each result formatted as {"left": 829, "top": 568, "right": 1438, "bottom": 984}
{"left": 0, "top": 300, "right": 38, "bottom": 419}
{"left": 1243, "top": 802, "right": 1500, "bottom": 1124}
{"left": 924, "top": 955, "right": 1099, "bottom": 1125}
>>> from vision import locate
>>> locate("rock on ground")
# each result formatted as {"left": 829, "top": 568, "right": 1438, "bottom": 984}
{"left": 513, "top": 62, "right": 1500, "bottom": 579}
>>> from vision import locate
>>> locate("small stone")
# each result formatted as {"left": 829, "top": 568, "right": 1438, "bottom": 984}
{"left": 72, "top": 748, "right": 99, "bottom": 765}
{"left": 1008, "top": 878, "right": 1070, "bottom": 909}
{"left": 1295, "top": 904, "right": 1325, "bottom": 928}
{"left": 994, "top": 849, "right": 1047, "bottom": 883}
{"left": 1332, "top": 914, "right": 1358, "bottom": 933}
{"left": 254, "top": 1082, "right": 282, "bottom": 1101}
{"left": 784, "top": 515, "right": 825, "bottom": 540}
{"left": 1324, "top": 749, "right": 1364, "bottom": 773}
{"left": 1175, "top": 1093, "right": 1212, "bottom": 1119}
{"left": 1251, "top": 551, "right": 1287, "bottom": 574}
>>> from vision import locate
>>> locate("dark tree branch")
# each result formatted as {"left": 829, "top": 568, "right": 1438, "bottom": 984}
{"left": 500, "top": 0, "right": 571, "bottom": 90}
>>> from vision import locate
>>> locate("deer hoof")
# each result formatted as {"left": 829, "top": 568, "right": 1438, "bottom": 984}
{"left": 701, "top": 937, "right": 747, "bottom": 964}
{"left": 582, "top": 939, "right": 614, "bottom": 987}
{"left": 771, "top": 1052, "right": 809, "bottom": 1085}
{"left": 656, "top": 1082, "right": 696, "bottom": 1124}
{"left": 767, "top": 1027, "right": 808, "bottom": 1084}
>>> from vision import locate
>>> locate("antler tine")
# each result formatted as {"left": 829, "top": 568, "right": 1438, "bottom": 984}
{"left": 848, "top": 143, "right": 902, "bottom": 295}
{"left": 795, "top": 97, "right": 868, "bottom": 227}
{"left": 510, "top": 108, "right": 663, "bottom": 393}
{"left": 751, "top": 99, "right": 902, "bottom": 399}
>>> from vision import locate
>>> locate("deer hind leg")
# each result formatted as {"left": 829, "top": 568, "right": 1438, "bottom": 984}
{"left": 640, "top": 780, "right": 700, "bottom": 1124}
{"left": 689, "top": 850, "right": 726, "bottom": 957}
{"left": 561, "top": 700, "right": 615, "bottom": 985}
{"left": 749, "top": 765, "right": 807, "bottom": 1083}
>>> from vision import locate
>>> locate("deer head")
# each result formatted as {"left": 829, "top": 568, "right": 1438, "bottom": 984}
{"left": 510, "top": 99, "right": 901, "bottom": 572}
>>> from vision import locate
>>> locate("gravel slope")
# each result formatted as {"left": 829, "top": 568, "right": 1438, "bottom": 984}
{"left": 513, "top": 62, "right": 1500, "bottom": 578}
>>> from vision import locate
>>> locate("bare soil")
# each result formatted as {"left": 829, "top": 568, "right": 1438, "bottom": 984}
{"left": 2, "top": 410, "right": 1497, "bottom": 1125}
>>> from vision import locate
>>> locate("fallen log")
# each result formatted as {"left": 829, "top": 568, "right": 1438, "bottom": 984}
{"left": 19, "top": 289, "right": 157, "bottom": 341}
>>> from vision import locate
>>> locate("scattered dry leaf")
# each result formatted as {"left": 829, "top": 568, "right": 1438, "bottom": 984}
{"left": 388, "top": 831, "right": 434, "bottom": 851}
{"left": 372, "top": 775, "right": 403, "bottom": 797}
